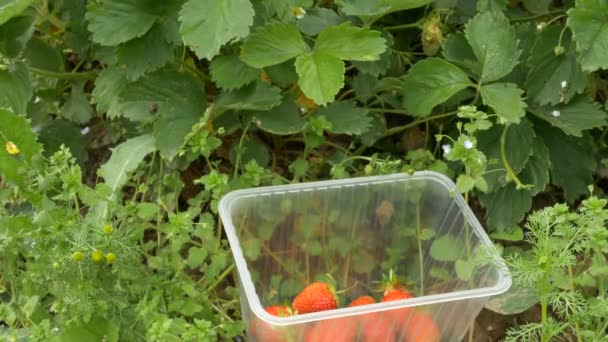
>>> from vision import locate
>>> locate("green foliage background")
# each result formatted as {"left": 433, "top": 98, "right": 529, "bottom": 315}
{"left": 0, "top": 0, "right": 607, "bottom": 341}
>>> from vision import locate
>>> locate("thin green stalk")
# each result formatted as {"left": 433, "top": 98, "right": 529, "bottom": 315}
{"left": 567, "top": 265, "right": 582, "bottom": 342}
{"left": 541, "top": 272, "right": 549, "bottom": 342}
{"left": 28, "top": 67, "right": 97, "bottom": 80}
{"left": 385, "top": 20, "right": 423, "bottom": 31}
{"left": 508, "top": 9, "right": 567, "bottom": 22}
{"left": 381, "top": 111, "right": 457, "bottom": 138}
{"left": 500, "top": 124, "right": 527, "bottom": 189}
{"left": 415, "top": 203, "right": 424, "bottom": 295}
{"left": 206, "top": 263, "right": 235, "bottom": 291}
{"left": 233, "top": 121, "right": 252, "bottom": 178}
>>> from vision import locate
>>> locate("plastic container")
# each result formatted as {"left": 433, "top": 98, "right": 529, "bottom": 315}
{"left": 218, "top": 171, "right": 511, "bottom": 341}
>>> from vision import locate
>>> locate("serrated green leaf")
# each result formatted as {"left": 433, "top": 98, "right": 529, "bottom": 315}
{"left": 24, "top": 36, "right": 63, "bottom": 72}
{"left": 210, "top": 55, "right": 260, "bottom": 90}
{"left": 295, "top": 52, "right": 345, "bottom": 106}
{"left": 86, "top": 0, "right": 162, "bottom": 46}
{"left": 265, "top": 60, "right": 298, "bottom": 87}
{"left": 456, "top": 174, "right": 475, "bottom": 193}
{"left": 464, "top": 11, "right": 520, "bottom": 83}
{"left": 430, "top": 235, "right": 465, "bottom": 261}
{"left": 92, "top": 67, "right": 152, "bottom": 121}
{"left": 241, "top": 22, "right": 309, "bottom": 68}
{"left": 315, "top": 101, "right": 371, "bottom": 135}
{"left": 477, "top": 119, "right": 535, "bottom": 191}
{"left": 442, "top": 32, "right": 479, "bottom": 72}
{"left": 537, "top": 121, "right": 596, "bottom": 202}
{"left": 116, "top": 25, "right": 175, "bottom": 81}
{"left": 402, "top": 58, "right": 473, "bottom": 116}
{"left": 526, "top": 26, "right": 587, "bottom": 106}
{"left": 99, "top": 134, "right": 156, "bottom": 195}
{"left": 529, "top": 96, "right": 607, "bottom": 137}
{"left": 49, "top": 318, "right": 119, "bottom": 342}
{"left": 480, "top": 83, "right": 526, "bottom": 124}
{"left": 479, "top": 183, "right": 532, "bottom": 231}
{"left": 477, "top": 0, "right": 507, "bottom": 12}
{"left": 252, "top": 101, "right": 306, "bottom": 135}
{"left": 352, "top": 73, "right": 377, "bottom": 102}
{"left": 519, "top": 136, "right": 550, "bottom": 196}
{"left": 229, "top": 139, "right": 270, "bottom": 167}
{"left": 296, "top": 8, "right": 341, "bottom": 36}
{"left": 0, "top": 0, "right": 32, "bottom": 26}
{"left": 180, "top": 0, "right": 254, "bottom": 60}
{"left": 120, "top": 68, "right": 207, "bottom": 159}
{"left": 315, "top": 22, "right": 386, "bottom": 61}
{"left": 62, "top": 80, "right": 93, "bottom": 124}
{"left": 290, "top": 157, "right": 309, "bottom": 178}
{"left": 567, "top": 0, "right": 608, "bottom": 71}
{"left": 0, "top": 15, "right": 34, "bottom": 58}
{"left": 37, "top": 119, "right": 88, "bottom": 166}
{"left": 522, "top": 0, "right": 552, "bottom": 14}
{"left": 0, "top": 63, "right": 31, "bottom": 114}
{"left": 216, "top": 81, "right": 282, "bottom": 111}
{"left": 490, "top": 226, "right": 524, "bottom": 241}
{"left": 0, "top": 109, "right": 42, "bottom": 187}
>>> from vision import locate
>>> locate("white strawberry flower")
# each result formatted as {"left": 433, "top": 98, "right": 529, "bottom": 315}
{"left": 442, "top": 144, "right": 451, "bottom": 155}
{"left": 293, "top": 7, "right": 306, "bottom": 19}
{"left": 551, "top": 110, "right": 561, "bottom": 118}
{"left": 463, "top": 139, "right": 474, "bottom": 150}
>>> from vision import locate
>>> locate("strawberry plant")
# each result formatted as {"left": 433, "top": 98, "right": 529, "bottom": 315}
{"left": 0, "top": 0, "right": 607, "bottom": 341}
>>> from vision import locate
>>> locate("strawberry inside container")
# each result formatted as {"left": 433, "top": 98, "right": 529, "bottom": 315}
{"left": 219, "top": 171, "right": 511, "bottom": 341}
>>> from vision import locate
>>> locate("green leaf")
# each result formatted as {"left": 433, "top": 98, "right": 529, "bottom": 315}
{"left": 265, "top": 60, "right": 298, "bottom": 87}
{"left": 37, "top": 119, "right": 88, "bottom": 166}
{"left": 187, "top": 247, "right": 207, "bottom": 269}
{"left": 0, "top": 0, "right": 33, "bottom": 26}
{"left": 480, "top": 83, "right": 527, "bottom": 124}
{"left": 442, "top": 32, "right": 479, "bottom": 72}
{"left": 86, "top": 0, "right": 161, "bottom": 46}
{"left": 477, "top": 119, "right": 535, "bottom": 191}
{"left": 455, "top": 259, "right": 475, "bottom": 281}
{"left": 537, "top": 122, "right": 596, "bottom": 202}
{"left": 180, "top": 0, "right": 254, "bottom": 60}
{"left": 0, "top": 15, "right": 35, "bottom": 58}
{"left": 92, "top": 67, "right": 151, "bottom": 122}
{"left": 485, "top": 284, "right": 539, "bottom": 315}
{"left": 296, "top": 8, "right": 341, "bottom": 36}
{"left": 120, "top": 68, "right": 207, "bottom": 159}
{"left": 314, "top": 22, "right": 386, "bottom": 61}
{"left": 464, "top": 11, "right": 520, "bottom": 83}
{"left": 216, "top": 81, "right": 282, "bottom": 111}
{"left": 351, "top": 32, "right": 393, "bottom": 76}
{"left": 99, "top": 134, "right": 156, "bottom": 195}
{"left": 315, "top": 101, "right": 371, "bottom": 135}
{"left": 490, "top": 226, "right": 524, "bottom": 241}
{"left": 430, "top": 235, "right": 465, "bottom": 261}
{"left": 62, "top": 80, "right": 93, "bottom": 124}
{"left": 336, "top": 0, "right": 390, "bottom": 16}
{"left": 24, "top": 36, "right": 63, "bottom": 72}
{"left": 526, "top": 26, "right": 587, "bottom": 106}
{"left": 295, "top": 52, "right": 345, "bottom": 106}
{"left": 0, "top": 63, "right": 31, "bottom": 114}
{"left": 479, "top": 183, "right": 532, "bottom": 231}
{"left": 116, "top": 25, "right": 175, "bottom": 81}
{"left": 522, "top": 0, "right": 552, "bottom": 14}
{"left": 50, "top": 318, "right": 119, "bottom": 342}
{"left": 210, "top": 55, "right": 260, "bottom": 90}
{"left": 402, "top": 58, "right": 473, "bottom": 116}
{"left": 290, "top": 157, "right": 309, "bottom": 178}
{"left": 0, "top": 109, "right": 42, "bottom": 187}
{"left": 456, "top": 174, "right": 475, "bottom": 193}
{"left": 241, "top": 22, "right": 309, "bottom": 68}
{"left": 352, "top": 73, "right": 377, "bottom": 102}
{"left": 530, "top": 96, "right": 607, "bottom": 137}
{"left": 519, "top": 137, "right": 550, "bottom": 196}
{"left": 567, "top": 0, "right": 608, "bottom": 71}
{"left": 252, "top": 100, "right": 306, "bottom": 135}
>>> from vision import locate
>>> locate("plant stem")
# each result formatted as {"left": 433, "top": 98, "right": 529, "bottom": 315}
{"left": 567, "top": 265, "right": 582, "bottom": 342}
{"left": 381, "top": 111, "right": 458, "bottom": 138}
{"left": 206, "top": 263, "right": 235, "bottom": 291}
{"left": 415, "top": 203, "right": 424, "bottom": 295}
{"left": 233, "top": 120, "right": 252, "bottom": 178}
{"left": 28, "top": 67, "right": 97, "bottom": 80}
{"left": 500, "top": 124, "right": 527, "bottom": 189}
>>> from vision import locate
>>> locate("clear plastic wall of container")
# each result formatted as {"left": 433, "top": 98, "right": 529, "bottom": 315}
{"left": 219, "top": 172, "right": 511, "bottom": 342}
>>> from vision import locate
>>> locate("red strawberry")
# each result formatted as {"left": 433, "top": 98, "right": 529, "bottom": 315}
{"left": 403, "top": 311, "right": 440, "bottom": 342}
{"left": 349, "top": 295, "right": 376, "bottom": 307}
{"left": 292, "top": 282, "right": 338, "bottom": 314}
{"left": 249, "top": 306, "right": 293, "bottom": 342}
{"left": 360, "top": 312, "right": 397, "bottom": 342}
{"left": 381, "top": 289, "right": 414, "bottom": 302}
{"left": 303, "top": 317, "right": 358, "bottom": 342}
{"left": 266, "top": 305, "right": 292, "bottom": 317}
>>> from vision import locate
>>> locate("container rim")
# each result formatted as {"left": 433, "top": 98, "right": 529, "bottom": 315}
{"left": 218, "top": 171, "right": 512, "bottom": 326}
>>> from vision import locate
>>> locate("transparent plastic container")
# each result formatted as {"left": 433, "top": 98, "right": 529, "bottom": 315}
{"left": 218, "top": 171, "right": 511, "bottom": 341}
